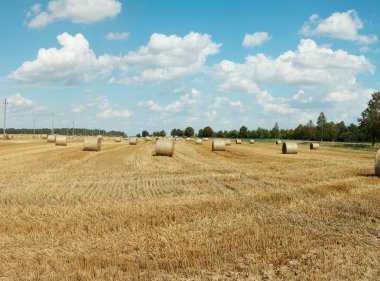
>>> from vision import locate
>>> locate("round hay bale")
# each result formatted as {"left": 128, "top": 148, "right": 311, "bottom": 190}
{"left": 236, "top": 139, "right": 242, "bottom": 144}
{"left": 282, "top": 142, "right": 298, "bottom": 154}
{"left": 203, "top": 137, "right": 209, "bottom": 141}
{"left": 276, "top": 140, "right": 282, "bottom": 145}
{"left": 47, "top": 135, "right": 56, "bottom": 143}
{"left": 185, "top": 137, "right": 191, "bottom": 141}
{"left": 129, "top": 137, "right": 137, "bottom": 145}
{"left": 225, "top": 139, "right": 231, "bottom": 146}
{"left": 145, "top": 136, "right": 152, "bottom": 141}
{"left": 249, "top": 139, "right": 255, "bottom": 144}
{"left": 83, "top": 138, "right": 101, "bottom": 151}
{"left": 375, "top": 149, "right": 380, "bottom": 177}
{"left": 115, "top": 137, "right": 122, "bottom": 142}
{"left": 310, "top": 143, "right": 320, "bottom": 150}
{"left": 196, "top": 138, "right": 203, "bottom": 145}
{"left": 97, "top": 135, "right": 103, "bottom": 140}
{"left": 155, "top": 140, "right": 174, "bottom": 157}
{"left": 212, "top": 139, "right": 225, "bottom": 151}
{"left": 41, "top": 134, "right": 48, "bottom": 139}
{"left": 55, "top": 135, "right": 67, "bottom": 146}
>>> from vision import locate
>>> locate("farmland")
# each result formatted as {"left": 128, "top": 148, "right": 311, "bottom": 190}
{"left": 0, "top": 137, "right": 379, "bottom": 280}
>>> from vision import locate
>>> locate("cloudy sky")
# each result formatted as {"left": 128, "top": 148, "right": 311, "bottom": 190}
{"left": 0, "top": 0, "right": 379, "bottom": 134}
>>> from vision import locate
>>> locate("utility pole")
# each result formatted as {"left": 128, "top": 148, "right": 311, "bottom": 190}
{"left": 3, "top": 99, "right": 8, "bottom": 137}
{"left": 50, "top": 113, "right": 55, "bottom": 135}
{"left": 72, "top": 120, "right": 75, "bottom": 136}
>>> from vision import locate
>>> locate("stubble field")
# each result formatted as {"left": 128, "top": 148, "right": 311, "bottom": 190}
{"left": 0, "top": 137, "right": 379, "bottom": 280}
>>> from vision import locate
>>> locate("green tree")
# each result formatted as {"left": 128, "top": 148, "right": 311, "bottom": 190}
{"left": 202, "top": 126, "right": 214, "bottom": 138}
{"left": 228, "top": 130, "right": 239, "bottom": 138}
{"left": 271, "top": 122, "right": 280, "bottom": 139}
{"left": 171, "top": 129, "right": 177, "bottom": 137}
{"left": 304, "top": 120, "right": 316, "bottom": 140}
{"left": 256, "top": 127, "right": 270, "bottom": 139}
{"left": 293, "top": 125, "right": 305, "bottom": 140}
{"left": 324, "top": 122, "right": 339, "bottom": 141}
{"left": 216, "top": 130, "right": 225, "bottom": 138}
{"left": 317, "top": 112, "right": 327, "bottom": 141}
{"left": 142, "top": 130, "right": 149, "bottom": 137}
{"left": 282, "top": 129, "right": 295, "bottom": 140}
{"left": 176, "top": 129, "right": 184, "bottom": 137}
{"left": 198, "top": 128, "right": 204, "bottom": 137}
{"left": 238, "top": 126, "right": 248, "bottom": 138}
{"left": 358, "top": 91, "right": 380, "bottom": 146}
{"left": 247, "top": 130, "right": 256, "bottom": 139}
{"left": 184, "top": 127, "right": 194, "bottom": 137}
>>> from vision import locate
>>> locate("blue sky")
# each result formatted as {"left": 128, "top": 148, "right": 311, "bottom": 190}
{"left": 0, "top": 0, "right": 379, "bottom": 135}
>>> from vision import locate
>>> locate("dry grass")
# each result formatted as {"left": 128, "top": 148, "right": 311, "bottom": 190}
{"left": 0, "top": 137, "right": 379, "bottom": 280}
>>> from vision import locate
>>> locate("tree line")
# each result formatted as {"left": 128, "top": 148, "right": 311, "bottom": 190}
{"left": 2, "top": 92, "right": 379, "bottom": 145}
{"left": 140, "top": 91, "right": 380, "bottom": 145}
{"left": 0, "top": 128, "right": 126, "bottom": 137}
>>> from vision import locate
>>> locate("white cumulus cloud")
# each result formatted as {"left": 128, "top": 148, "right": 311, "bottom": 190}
{"left": 324, "top": 89, "right": 359, "bottom": 102}
{"left": 26, "top": 0, "right": 122, "bottom": 28}
{"left": 213, "top": 38, "right": 376, "bottom": 120}
{"left": 98, "top": 108, "right": 132, "bottom": 119}
{"left": 113, "top": 32, "right": 221, "bottom": 84}
{"left": 292, "top": 90, "right": 312, "bottom": 104}
{"left": 2, "top": 93, "right": 46, "bottom": 115}
{"left": 211, "top": 97, "right": 245, "bottom": 112}
{"left": 105, "top": 32, "right": 130, "bottom": 41}
{"left": 71, "top": 104, "right": 85, "bottom": 113}
{"left": 300, "top": 10, "right": 378, "bottom": 44}
{"left": 68, "top": 96, "right": 132, "bottom": 119}
{"left": 7, "top": 93, "right": 34, "bottom": 108}
{"left": 256, "top": 91, "right": 298, "bottom": 114}
{"left": 8, "top": 33, "right": 121, "bottom": 85}
{"left": 137, "top": 88, "right": 202, "bottom": 113}
{"left": 214, "top": 39, "right": 374, "bottom": 104}
{"left": 242, "top": 32, "right": 272, "bottom": 48}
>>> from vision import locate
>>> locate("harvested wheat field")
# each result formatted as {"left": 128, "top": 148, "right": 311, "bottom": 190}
{"left": 0, "top": 138, "right": 379, "bottom": 280}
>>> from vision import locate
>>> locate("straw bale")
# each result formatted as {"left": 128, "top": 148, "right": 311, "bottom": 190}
{"left": 155, "top": 140, "right": 174, "bottom": 157}
{"left": 212, "top": 139, "right": 225, "bottom": 151}
{"left": 310, "top": 143, "right": 320, "bottom": 150}
{"left": 130, "top": 137, "right": 137, "bottom": 145}
{"left": 83, "top": 138, "right": 101, "bottom": 151}
{"left": 55, "top": 135, "right": 67, "bottom": 146}
{"left": 375, "top": 149, "right": 380, "bottom": 176}
{"left": 282, "top": 142, "right": 298, "bottom": 154}
{"left": 47, "top": 135, "right": 56, "bottom": 143}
